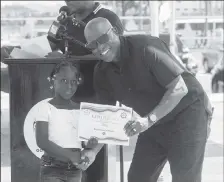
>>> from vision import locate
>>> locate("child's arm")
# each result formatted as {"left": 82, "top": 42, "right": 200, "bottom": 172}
{"left": 83, "top": 137, "right": 104, "bottom": 154}
{"left": 35, "top": 121, "right": 81, "bottom": 164}
{"left": 76, "top": 138, "right": 104, "bottom": 170}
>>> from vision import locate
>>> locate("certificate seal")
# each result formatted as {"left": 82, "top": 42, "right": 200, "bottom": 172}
{"left": 121, "top": 112, "right": 127, "bottom": 119}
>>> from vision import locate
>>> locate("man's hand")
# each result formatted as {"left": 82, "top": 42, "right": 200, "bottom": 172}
{"left": 124, "top": 111, "right": 150, "bottom": 137}
{"left": 76, "top": 150, "right": 97, "bottom": 171}
{"left": 86, "top": 137, "right": 98, "bottom": 149}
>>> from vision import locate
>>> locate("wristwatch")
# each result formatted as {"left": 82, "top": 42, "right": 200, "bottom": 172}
{"left": 148, "top": 113, "right": 157, "bottom": 125}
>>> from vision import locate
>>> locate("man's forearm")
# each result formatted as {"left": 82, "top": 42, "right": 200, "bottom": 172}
{"left": 148, "top": 76, "right": 188, "bottom": 122}
{"left": 149, "top": 88, "right": 186, "bottom": 122}
{"left": 92, "top": 144, "right": 104, "bottom": 154}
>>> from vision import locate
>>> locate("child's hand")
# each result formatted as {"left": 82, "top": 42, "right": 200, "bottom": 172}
{"left": 85, "top": 137, "right": 98, "bottom": 149}
{"left": 69, "top": 151, "right": 82, "bottom": 165}
{"left": 76, "top": 156, "right": 90, "bottom": 171}
{"left": 76, "top": 150, "right": 96, "bottom": 171}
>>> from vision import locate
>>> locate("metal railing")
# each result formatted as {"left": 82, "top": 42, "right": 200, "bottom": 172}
{"left": 122, "top": 15, "right": 221, "bottom": 22}
{"left": 1, "top": 15, "right": 223, "bottom": 22}
{"left": 1, "top": 15, "right": 223, "bottom": 49}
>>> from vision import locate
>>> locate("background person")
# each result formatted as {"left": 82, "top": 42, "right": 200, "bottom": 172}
{"left": 48, "top": 1, "right": 124, "bottom": 56}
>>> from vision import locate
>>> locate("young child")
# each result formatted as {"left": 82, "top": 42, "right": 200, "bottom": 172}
{"left": 34, "top": 61, "right": 97, "bottom": 182}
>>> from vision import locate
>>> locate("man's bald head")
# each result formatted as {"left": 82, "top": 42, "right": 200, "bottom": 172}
{"left": 84, "top": 17, "right": 113, "bottom": 43}
{"left": 84, "top": 17, "right": 120, "bottom": 63}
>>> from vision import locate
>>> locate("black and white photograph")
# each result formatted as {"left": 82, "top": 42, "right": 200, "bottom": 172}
{"left": 1, "top": 1, "right": 223, "bottom": 182}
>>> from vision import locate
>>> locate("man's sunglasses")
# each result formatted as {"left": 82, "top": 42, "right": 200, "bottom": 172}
{"left": 85, "top": 28, "right": 114, "bottom": 50}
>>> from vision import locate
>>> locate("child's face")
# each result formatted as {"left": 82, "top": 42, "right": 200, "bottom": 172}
{"left": 53, "top": 66, "right": 79, "bottom": 100}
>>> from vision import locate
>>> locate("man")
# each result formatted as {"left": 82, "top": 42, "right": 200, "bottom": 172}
{"left": 47, "top": 2, "right": 124, "bottom": 182}
{"left": 84, "top": 17, "right": 213, "bottom": 182}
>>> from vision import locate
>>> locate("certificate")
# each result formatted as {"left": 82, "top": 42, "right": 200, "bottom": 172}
{"left": 78, "top": 102, "right": 133, "bottom": 146}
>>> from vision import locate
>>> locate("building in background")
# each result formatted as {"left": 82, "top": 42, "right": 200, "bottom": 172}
{"left": 1, "top": 1, "right": 223, "bottom": 49}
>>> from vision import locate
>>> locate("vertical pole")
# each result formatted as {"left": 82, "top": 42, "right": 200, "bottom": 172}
{"left": 222, "top": 2, "right": 224, "bottom": 14}
{"left": 106, "top": 145, "right": 117, "bottom": 182}
{"left": 140, "top": 1, "right": 143, "bottom": 30}
{"left": 121, "top": 1, "right": 125, "bottom": 28}
{"left": 204, "top": 1, "right": 208, "bottom": 46}
{"left": 119, "top": 146, "right": 124, "bottom": 182}
{"left": 169, "top": 1, "right": 176, "bottom": 54}
{"left": 118, "top": 102, "right": 124, "bottom": 182}
{"left": 213, "top": 21, "right": 216, "bottom": 37}
{"left": 210, "top": 1, "right": 213, "bottom": 15}
{"left": 150, "top": 1, "right": 159, "bottom": 37}
{"left": 112, "top": 1, "right": 117, "bottom": 14}
{"left": 30, "top": 19, "right": 35, "bottom": 38}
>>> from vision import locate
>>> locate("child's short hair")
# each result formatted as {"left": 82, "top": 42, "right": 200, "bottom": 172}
{"left": 48, "top": 61, "right": 83, "bottom": 84}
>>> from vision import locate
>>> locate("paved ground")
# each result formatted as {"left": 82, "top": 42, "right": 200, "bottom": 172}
{"left": 1, "top": 50, "right": 223, "bottom": 182}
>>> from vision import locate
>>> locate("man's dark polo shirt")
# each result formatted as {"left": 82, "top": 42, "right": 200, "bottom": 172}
{"left": 94, "top": 35, "right": 206, "bottom": 122}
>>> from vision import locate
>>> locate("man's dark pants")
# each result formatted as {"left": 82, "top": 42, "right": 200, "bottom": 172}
{"left": 128, "top": 97, "right": 209, "bottom": 182}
